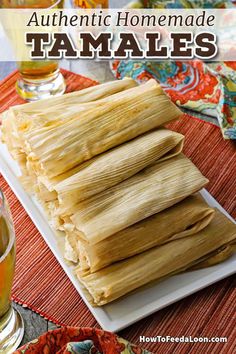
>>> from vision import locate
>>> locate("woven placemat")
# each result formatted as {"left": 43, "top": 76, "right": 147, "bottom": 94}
{"left": 0, "top": 70, "right": 236, "bottom": 354}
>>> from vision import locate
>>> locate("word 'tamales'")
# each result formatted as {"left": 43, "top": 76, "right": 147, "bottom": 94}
{"left": 26, "top": 32, "right": 217, "bottom": 60}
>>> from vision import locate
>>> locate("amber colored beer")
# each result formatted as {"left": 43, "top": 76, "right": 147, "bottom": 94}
{"left": 0, "top": 0, "right": 63, "bottom": 82}
{"left": 1, "top": 0, "right": 65, "bottom": 100}
{"left": 1, "top": 0, "right": 64, "bottom": 9}
{"left": 0, "top": 190, "right": 24, "bottom": 352}
{"left": 72, "top": 0, "right": 108, "bottom": 8}
{"left": 0, "top": 216, "right": 15, "bottom": 319}
{"left": 18, "top": 61, "right": 59, "bottom": 80}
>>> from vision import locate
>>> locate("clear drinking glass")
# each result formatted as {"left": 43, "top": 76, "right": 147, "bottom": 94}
{"left": 0, "top": 190, "right": 24, "bottom": 353}
{"left": 1, "top": 0, "right": 66, "bottom": 101}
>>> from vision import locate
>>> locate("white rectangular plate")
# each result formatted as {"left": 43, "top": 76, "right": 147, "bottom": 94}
{"left": 0, "top": 141, "right": 235, "bottom": 332}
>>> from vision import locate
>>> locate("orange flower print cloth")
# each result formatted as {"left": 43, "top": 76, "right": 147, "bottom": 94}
{"left": 14, "top": 327, "right": 151, "bottom": 354}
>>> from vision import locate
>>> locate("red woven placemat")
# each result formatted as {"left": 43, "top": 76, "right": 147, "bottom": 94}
{"left": 0, "top": 70, "right": 236, "bottom": 354}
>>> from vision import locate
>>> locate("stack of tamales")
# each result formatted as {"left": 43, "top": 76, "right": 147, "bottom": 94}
{"left": 2, "top": 78, "right": 236, "bottom": 306}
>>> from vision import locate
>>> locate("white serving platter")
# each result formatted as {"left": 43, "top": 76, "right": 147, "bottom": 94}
{"left": 0, "top": 141, "right": 235, "bottom": 332}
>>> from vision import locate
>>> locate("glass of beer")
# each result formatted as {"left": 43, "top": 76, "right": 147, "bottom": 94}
{"left": 1, "top": 0, "right": 66, "bottom": 101}
{"left": 71, "top": 0, "right": 108, "bottom": 8}
{"left": 0, "top": 189, "right": 24, "bottom": 353}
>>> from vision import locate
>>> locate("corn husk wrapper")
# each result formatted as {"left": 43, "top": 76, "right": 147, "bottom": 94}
{"left": 70, "top": 154, "right": 208, "bottom": 244}
{"left": 1, "top": 78, "right": 137, "bottom": 190}
{"left": 68, "top": 194, "right": 215, "bottom": 270}
{"left": 44, "top": 200, "right": 64, "bottom": 231}
{"left": 0, "top": 110, "right": 27, "bottom": 171}
{"left": 35, "top": 182, "right": 57, "bottom": 203}
{"left": 191, "top": 242, "right": 236, "bottom": 270}
{"left": 23, "top": 80, "right": 182, "bottom": 178}
{"left": 39, "top": 127, "right": 183, "bottom": 193}
{"left": 77, "top": 210, "right": 236, "bottom": 306}
{"left": 1, "top": 78, "right": 137, "bottom": 158}
{"left": 55, "top": 129, "right": 184, "bottom": 208}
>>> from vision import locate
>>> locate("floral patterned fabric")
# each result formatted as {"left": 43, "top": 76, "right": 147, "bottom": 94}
{"left": 13, "top": 327, "right": 151, "bottom": 354}
{"left": 143, "top": 0, "right": 234, "bottom": 8}
{"left": 113, "top": 0, "right": 236, "bottom": 139}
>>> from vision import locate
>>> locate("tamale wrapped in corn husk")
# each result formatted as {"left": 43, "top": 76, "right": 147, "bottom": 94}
{"left": 11, "top": 78, "right": 137, "bottom": 115}
{"left": 55, "top": 129, "right": 184, "bottom": 207}
{"left": 1, "top": 79, "right": 137, "bottom": 182}
{"left": 77, "top": 210, "right": 236, "bottom": 306}
{"left": 70, "top": 154, "right": 208, "bottom": 244}
{"left": 23, "top": 80, "right": 182, "bottom": 178}
{"left": 1, "top": 78, "right": 137, "bottom": 153}
{"left": 67, "top": 194, "right": 214, "bottom": 270}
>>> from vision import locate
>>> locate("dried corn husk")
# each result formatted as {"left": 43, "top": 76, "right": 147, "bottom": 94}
{"left": 35, "top": 182, "right": 57, "bottom": 203}
{"left": 77, "top": 210, "right": 236, "bottom": 306}
{"left": 70, "top": 154, "right": 208, "bottom": 244}
{"left": 1, "top": 78, "right": 137, "bottom": 148}
{"left": 0, "top": 110, "right": 26, "bottom": 167}
{"left": 55, "top": 129, "right": 184, "bottom": 208}
{"left": 190, "top": 242, "right": 236, "bottom": 270}
{"left": 1, "top": 78, "right": 137, "bottom": 176}
{"left": 23, "top": 80, "right": 181, "bottom": 178}
{"left": 68, "top": 194, "right": 214, "bottom": 271}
